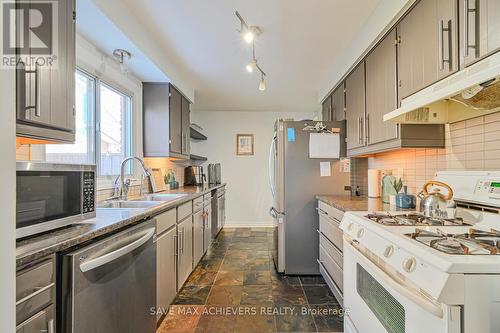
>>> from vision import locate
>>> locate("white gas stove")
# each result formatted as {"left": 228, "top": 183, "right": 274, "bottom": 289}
{"left": 340, "top": 171, "right": 500, "bottom": 333}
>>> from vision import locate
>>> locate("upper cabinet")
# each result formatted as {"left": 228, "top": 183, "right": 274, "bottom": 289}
{"left": 143, "top": 83, "right": 191, "bottom": 159}
{"left": 397, "top": 0, "right": 458, "bottom": 102}
{"left": 322, "top": 95, "right": 332, "bottom": 121}
{"left": 332, "top": 83, "right": 345, "bottom": 122}
{"left": 366, "top": 29, "right": 399, "bottom": 146}
{"left": 16, "top": 0, "right": 76, "bottom": 143}
{"left": 345, "top": 63, "right": 366, "bottom": 151}
{"left": 460, "top": 0, "right": 500, "bottom": 67}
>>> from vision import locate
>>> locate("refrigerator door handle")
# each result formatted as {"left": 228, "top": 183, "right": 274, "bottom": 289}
{"left": 268, "top": 134, "right": 277, "bottom": 197}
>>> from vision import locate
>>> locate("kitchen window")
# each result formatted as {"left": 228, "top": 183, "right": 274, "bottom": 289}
{"left": 44, "top": 69, "right": 133, "bottom": 177}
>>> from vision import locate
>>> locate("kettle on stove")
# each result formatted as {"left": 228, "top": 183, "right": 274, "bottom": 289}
{"left": 418, "top": 181, "right": 456, "bottom": 218}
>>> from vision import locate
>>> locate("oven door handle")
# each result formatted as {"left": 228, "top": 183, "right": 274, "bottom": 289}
{"left": 349, "top": 240, "right": 444, "bottom": 318}
{"left": 80, "top": 228, "right": 155, "bottom": 273}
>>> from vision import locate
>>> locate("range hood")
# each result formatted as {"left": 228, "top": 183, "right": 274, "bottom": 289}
{"left": 384, "top": 52, "right": 500, "bottom": 124}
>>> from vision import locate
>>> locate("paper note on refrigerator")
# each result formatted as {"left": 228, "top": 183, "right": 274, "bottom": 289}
{"left": 320, "top": 162, "right": 331, "bottom": 177}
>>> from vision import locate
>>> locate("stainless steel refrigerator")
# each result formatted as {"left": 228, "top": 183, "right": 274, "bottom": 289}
{"left": 269, "top": 120, "right": 350, "bottom": 275}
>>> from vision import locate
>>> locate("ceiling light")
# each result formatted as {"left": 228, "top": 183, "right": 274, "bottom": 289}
{"left": 246, "top": 59, "right": 257, "bottom": 72}
{"left": 112, "top": 49, "right": 132, "bottom": 74}
{"left": 243, "top": 31, "right": 254, "bottom": 44}
{"left": 259, "top": 74, "right": 266, "bottom": 91}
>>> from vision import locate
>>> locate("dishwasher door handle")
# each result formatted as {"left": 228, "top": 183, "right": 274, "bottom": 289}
{"left": 80, "top": 228, "right": 156, "bottom": 273}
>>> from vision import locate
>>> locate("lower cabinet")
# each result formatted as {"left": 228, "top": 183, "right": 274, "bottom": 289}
{"left": 177, "top": 216, "right": 193, "bottom": 289}
{"left": 193, "top": 209, "right": 204, "bottom": 266}
{"left": 156, "top": 226, "right": 177, "bottom": 321}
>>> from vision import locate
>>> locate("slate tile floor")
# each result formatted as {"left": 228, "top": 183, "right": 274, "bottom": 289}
{"left": 157, "top": 227, "right": 344, "bottom": 333}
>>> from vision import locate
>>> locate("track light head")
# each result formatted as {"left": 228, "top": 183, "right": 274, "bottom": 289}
{"left": 259, "top": 74, "right": 266, "bottom": 91}
{"left": 246, "top": 59, "right": 257, "bottom": 73}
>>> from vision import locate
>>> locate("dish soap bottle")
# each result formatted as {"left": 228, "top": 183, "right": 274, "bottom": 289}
{"left": 381, "top": 170, "right": 397, "bottom": 204}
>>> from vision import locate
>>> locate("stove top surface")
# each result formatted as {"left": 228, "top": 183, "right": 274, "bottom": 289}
{"left": 365, "top": 212, "right": 471, "bottom": 227}
{"left": 406, "top": 228, "right": 500, "bottom": 255}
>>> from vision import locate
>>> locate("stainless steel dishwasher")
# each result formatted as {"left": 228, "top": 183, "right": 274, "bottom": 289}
{"left": 60, "top": 219, "right": 157, "bottom": 333}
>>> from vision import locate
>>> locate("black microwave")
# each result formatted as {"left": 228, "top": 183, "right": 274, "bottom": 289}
{"left": 16, "top": 162, "right": 96, "bottom": 239}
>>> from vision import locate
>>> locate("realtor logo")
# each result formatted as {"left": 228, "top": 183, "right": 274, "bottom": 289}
{"left": 1, "top": 0, "right": 58, "bottom": 68}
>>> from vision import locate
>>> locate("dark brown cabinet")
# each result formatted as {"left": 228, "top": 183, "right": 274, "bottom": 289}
{"left": 460, "top": 0, "right": 500, "bottom": 67}
{"left": 143, "top": 83, "right": 191, "bottom": 159}
{"left": 345, "top": 63, "right": 366, "bottom": 151}
{"left": 365, "top": 29, "right": 399, "bottom": 145}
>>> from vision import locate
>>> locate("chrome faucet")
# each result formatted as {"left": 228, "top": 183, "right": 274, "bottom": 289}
{"left": 119, "top": 156, "right": 152, "bottom": 200}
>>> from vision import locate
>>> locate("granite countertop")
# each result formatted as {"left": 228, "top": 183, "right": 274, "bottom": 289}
{"left": 316, "top": 195, "right": 411, "bottom": 212}
{"left": 16, "top": 184, "right": 226, "bottom": 267}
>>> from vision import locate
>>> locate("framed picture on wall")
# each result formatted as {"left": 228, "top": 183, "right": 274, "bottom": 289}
{"left": 236, "top": 134, "right": 254, "bottom": 155}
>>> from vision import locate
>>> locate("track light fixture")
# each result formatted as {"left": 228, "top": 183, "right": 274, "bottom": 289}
{"left": 235, "top": 11, "right": 267, "bottom": 91}
{"left": 113, "top": 49, "right": 132, "bottom": 74}
{"left": 235, "top": 11, "right": 262, "bottom": 44}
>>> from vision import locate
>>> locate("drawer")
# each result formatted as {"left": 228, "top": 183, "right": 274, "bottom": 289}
{"left": 156, "top": 208, "right": 176, "bottom": 235}
{"left": 177, "top": 201, "right": 192, "bottom": 222}
{"left": 203, "top": 194, "right": 212, "bottom": 205}
{"left": 16, "top": 284, "right": 54, "bottom": 325}
{"left": 318, "top": 201, "right": 344, "bottom": 222}
{"left": 319, "top": 214, "right": 343, "bottom": 252}
{"left": 319, "top": 233, "right": 343, "bottom": 269}
{"left": 16, "top": 259, "right": 54, "bottom": 302}
{"left": 16, "top": 304, "right": 55, "bottom": 333}
{"left": 319, "top": 244, "right": 343, "bottom": 292}
{"left": 319, "top": 262, "right": 343, "bottom": 307}
{"left": 193, "top": 196, "right": 204, "bottom": 212}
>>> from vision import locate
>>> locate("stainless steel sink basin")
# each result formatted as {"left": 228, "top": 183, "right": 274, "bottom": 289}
{"left": 139, "top": 193, "right": 188, "bottom": 202}
{"left": 97, "top": 200, "right": 163, "bottom": 209}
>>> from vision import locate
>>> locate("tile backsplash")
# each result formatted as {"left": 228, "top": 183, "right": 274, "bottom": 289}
{"left": 365, "top": 112, "right": 500, "bottom": 196}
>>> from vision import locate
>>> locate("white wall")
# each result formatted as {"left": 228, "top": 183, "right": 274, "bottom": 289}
{"left": 191, "top": 111, "right": 317, "bottom": 227}
{"left": 0, "top": 54, "right": 16, "bottom": 331}
{"left": 318, "top": 0, "right": 414, "bottom": 101}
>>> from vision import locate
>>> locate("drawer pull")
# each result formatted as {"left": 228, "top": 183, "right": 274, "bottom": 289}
{"left": 16, "top": 283, "right": 54, "bottom": 306}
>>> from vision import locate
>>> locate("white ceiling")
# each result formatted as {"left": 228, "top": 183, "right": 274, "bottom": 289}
{"left": 99, "top": 0, "right": 383, "bottom": 112}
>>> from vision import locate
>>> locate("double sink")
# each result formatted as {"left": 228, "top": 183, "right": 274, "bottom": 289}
{"left": 97, "top": 193, "right": 188, "bottom": 210}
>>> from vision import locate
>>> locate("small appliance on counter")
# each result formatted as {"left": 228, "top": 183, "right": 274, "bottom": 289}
{"left": 367, "top": 169, "right": 381, "bottom": 198}
{"left": 184, "top": 166, "right": 206, "bottom": 186}
{"left": 208, "top": 163, "right": 222, "bottom": 185}
{"left": 16, "top": 162, "right": 96, "bottom": 239}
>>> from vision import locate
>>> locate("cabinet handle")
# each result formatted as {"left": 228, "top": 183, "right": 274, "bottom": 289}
{"left": 440, "top": 20, "right": 452, "bottom": 71}
{"left": 178, "top": 230, "right": 183, "bottom": 254}
{"left": 173, "top": 233, "right": 177, "bottom": 274}
{"left": 24, "top": 62, "right": 39, "bottom": 116}
{"left": 464, "top": 0, "right": 479, "bottom": 58}
{"left": 41, "top": 318, "right": 54, "bottom": 333}
{"left": 357, "top": 117, "right": 361, "bottom": 144}
{"left": 366, "top": 113, "right": 370, "bottom": 145}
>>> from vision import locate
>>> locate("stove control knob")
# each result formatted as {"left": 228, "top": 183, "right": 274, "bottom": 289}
{"left": 403, "top": 257, "right": 417, "bottom": 273}
{"left": 383, "top": 245, "right": 394, "bottom": 258}
{"left": 356, "top": 228, "right": 365, "bottom": 239}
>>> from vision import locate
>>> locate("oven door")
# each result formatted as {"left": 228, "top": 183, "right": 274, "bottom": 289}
{"left": 343, "top": 240, "right": 461, "bottom": 333}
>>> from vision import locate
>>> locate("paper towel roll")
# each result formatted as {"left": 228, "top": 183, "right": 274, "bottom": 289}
{"left": 368, "top": 169, "right": 381, "bottom": 198}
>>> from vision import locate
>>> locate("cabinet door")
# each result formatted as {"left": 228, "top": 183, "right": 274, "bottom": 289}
{"left": 437, "top": 0, "right": 458, "bottom": 79}
{"left": 322, "top": 96, "right": 332, "bottom": 121}
{"left": 397, "top": 0, "right": 439, "bottom": 101}
{"left": 157, "top": 227, "right": 177, "bottom": 320}
{"left": 169, "top": 86, "right": 182, "bottom": 154}
{"left": 177, "top": 217, "right": 193, "bottom": 288}
{"left": 203, "top": 206, "right": 212, "bottom": 252}
{"left": 460, "top": 0, "right": 500, "bottom": 67}
{"left": 193, "top": 210, "right": 204, "bottom": 265}
{"left": 366, "top": 29, "right": 399, "bottom": 145}
{"left": 181, "top": 97, "right": 191, "bottom": 155}
{"left": 332, "top": 84, "right": 345, "bottom": 121}
{"left": 17, "top": 0, "right": 75, "bottom": 133}
{"left": 345, "top": 63, "right": 366, "bottom": 150}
